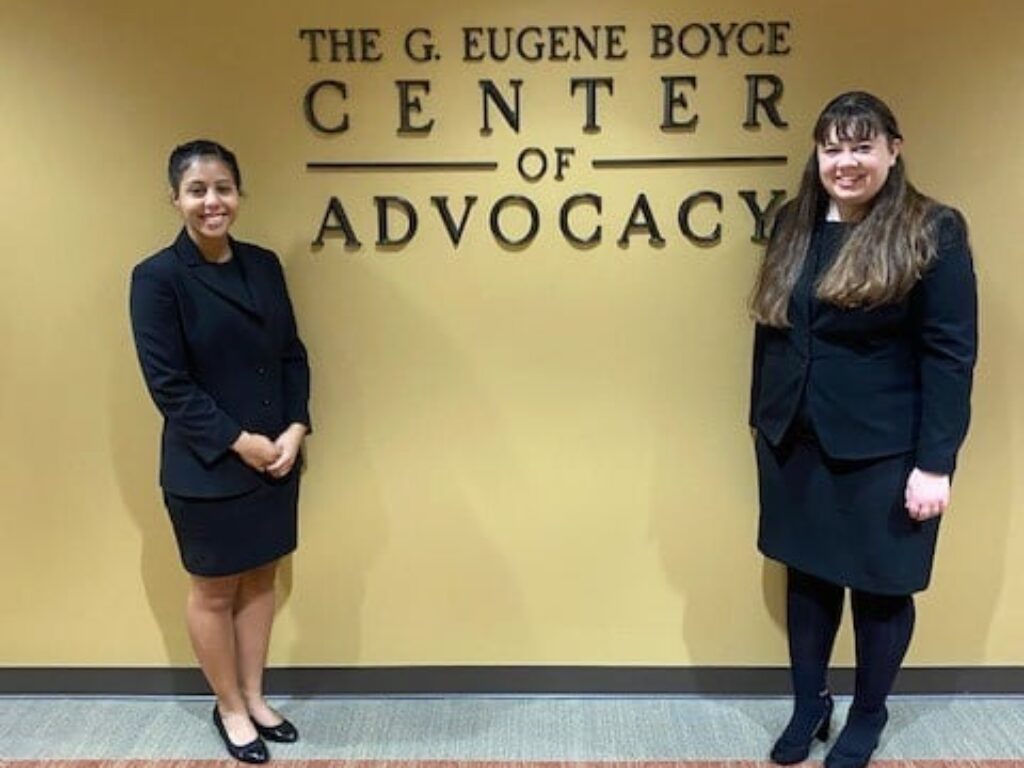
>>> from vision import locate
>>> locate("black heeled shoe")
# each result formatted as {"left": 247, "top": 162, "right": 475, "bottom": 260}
{"left": 824, "top": 705, "right": 888, "bottom": 768}
{"left": 251, "top": 714, "right": 299, "bottom": 743}
{"left": 770, "top": 691, "right": 834, "bottom": 765}
{"left": 213, "top": 706, "right": 270, "bottom": 764}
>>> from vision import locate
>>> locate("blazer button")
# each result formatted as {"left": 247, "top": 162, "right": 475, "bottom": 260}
{"left": 263, "top": 399, "right": 271, "bottom": 406}
{"left": 257, "top": 367, "right": 266, "bottom": 375}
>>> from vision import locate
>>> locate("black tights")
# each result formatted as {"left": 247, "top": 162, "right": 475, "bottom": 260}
{"left": 787, "top": 567, "right": 915, "bottom": 713}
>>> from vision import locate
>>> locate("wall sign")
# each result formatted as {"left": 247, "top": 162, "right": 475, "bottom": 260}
{"left": 297, "top": 22, "right": 793, "bottom": 250}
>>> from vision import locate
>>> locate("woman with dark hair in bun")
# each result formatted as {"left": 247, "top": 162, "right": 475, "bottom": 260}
{"left": 750, "top": 92, "right": 977, "bottom": 768}
{"left": 130, "top": 139, "right": 310, "bottom": 764}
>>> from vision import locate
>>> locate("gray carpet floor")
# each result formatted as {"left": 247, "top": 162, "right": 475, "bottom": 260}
{"left": 1, "top": 696, "right": 1023, "bottom": 760}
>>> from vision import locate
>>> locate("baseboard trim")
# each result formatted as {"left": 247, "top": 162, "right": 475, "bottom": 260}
{"left": 1, "top": 666, "right": 1022, "bottom": 696}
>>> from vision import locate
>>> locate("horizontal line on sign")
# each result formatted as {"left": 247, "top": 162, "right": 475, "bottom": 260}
{"left": 592, "top": 155, "right": 788, "bottom": 169}
{"left": 307, "top": 160, "right": 499, "bottom": 171}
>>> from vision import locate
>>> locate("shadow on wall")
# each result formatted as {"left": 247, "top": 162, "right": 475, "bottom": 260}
{"left": 915, "top": 266, "right": 1012, "bottom": 662}
{"left": 108, "top": 312, "right": 193, "bottom": 668}
{"left": 105, "top": 237, "right": 532, "bottom": 671}
{"left": 648, "top": 260, "right": 788, "bottom": 666}
{"left": 104, "top": 241, "right": 1008, "bottom": 672}
{"left": 275, "top": 247, "right": 384, "bottom": 663}
{"left": 281, "top": 244, "right": 535, "bottom": 664}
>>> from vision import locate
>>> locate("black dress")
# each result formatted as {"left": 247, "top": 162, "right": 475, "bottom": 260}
{"left": 755, "top": 222, "right": 940, "bottom": 595}
{"left": 131, "top": 248, "right": 307, "bottom": 578}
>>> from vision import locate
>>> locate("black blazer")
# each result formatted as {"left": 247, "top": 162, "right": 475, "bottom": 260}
{"left": 750, "top": 207, "right": 977, "bottom": 474}
{"left": 130, "top": 229, "right": 311, "bottom": 498}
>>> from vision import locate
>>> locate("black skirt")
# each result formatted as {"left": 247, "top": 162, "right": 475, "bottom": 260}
{"left": 755, "top": 425, "right": 940, "bottom": 595}
{"left": 163, "top": 471, "right": 299, "bottom": 577}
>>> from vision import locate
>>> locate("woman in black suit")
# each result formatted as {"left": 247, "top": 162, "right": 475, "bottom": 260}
{"left": 130, "top": 140, "right": 311, "bottom": 764}
{"left": 749, "top": 92, "right": 977, "bottom": 768}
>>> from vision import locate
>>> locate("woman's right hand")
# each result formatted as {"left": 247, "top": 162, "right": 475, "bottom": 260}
{"left": 231, "top": 431, "right": 281, "bottom": 472}
{"left": 904, "top": 467, "right": 951, "bottom": 521}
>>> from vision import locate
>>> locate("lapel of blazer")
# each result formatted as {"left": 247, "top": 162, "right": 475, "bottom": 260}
{"left": 173, "top": 229, "right": 264, "bottom": 319}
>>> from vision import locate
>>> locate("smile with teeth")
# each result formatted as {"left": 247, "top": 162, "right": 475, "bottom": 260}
{"left": 835, "top": 175, "right": 863, "bottom": 188}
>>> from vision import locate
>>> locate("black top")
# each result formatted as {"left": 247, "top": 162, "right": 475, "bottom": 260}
{"left": 750, "top": 208, "right": 977, "bottom": 474}
{"left": 195, "top": 252, "right": 252, "bottom": 307}
{"left": 130, "top": 229, "right": 312, "bottom": 498}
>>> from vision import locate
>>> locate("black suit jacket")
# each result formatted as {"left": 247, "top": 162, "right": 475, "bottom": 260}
{"left": 750, "top": 207, "right": 977, "bottom": 474}
{"left": 130, "top": 229, "right": 311, "bottom": 498}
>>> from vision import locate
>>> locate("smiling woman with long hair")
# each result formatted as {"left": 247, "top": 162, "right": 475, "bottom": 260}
{"left": 749, "top": 92, "right": 977, "bottom": 768}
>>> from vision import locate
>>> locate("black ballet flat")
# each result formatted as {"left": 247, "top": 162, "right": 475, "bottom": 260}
{"left": 251, "top": 714, "right": 299, "bottom": 743}
{"left": 770, "top": 691, "right": 834, "bottom": 765}
{"left": 213, "top": 706, "right": 270, "bottom": 764}
{"left": 824, "top": 705, "right": 889, "bottom": 768}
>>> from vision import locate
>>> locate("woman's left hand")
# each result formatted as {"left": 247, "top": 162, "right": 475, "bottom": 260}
{"left": 904, "top": 468, "right": 951, "bottom": 520}
{"left": 266, "top": 423, "right": 308, "bottom": 479}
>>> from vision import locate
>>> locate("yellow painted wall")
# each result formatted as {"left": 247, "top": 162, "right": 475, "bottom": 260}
{"left": 1, "top": 0, "right": 1021, "bottom": 667}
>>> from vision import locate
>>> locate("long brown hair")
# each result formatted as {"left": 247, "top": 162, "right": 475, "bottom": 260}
{"left": 750, "top": 91, "right": 941, "bottom": 327}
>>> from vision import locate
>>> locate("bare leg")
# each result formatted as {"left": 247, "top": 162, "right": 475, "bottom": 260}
{"left": 186, "top": 574, "right": 259, "bottom": 745}
{"left": 235, "top": 560, "right": 283, "bottom": 726}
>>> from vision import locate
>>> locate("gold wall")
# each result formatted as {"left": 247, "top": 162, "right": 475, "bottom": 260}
{"left": 1, "top": 0, "right": 1021, "bottom": 667}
